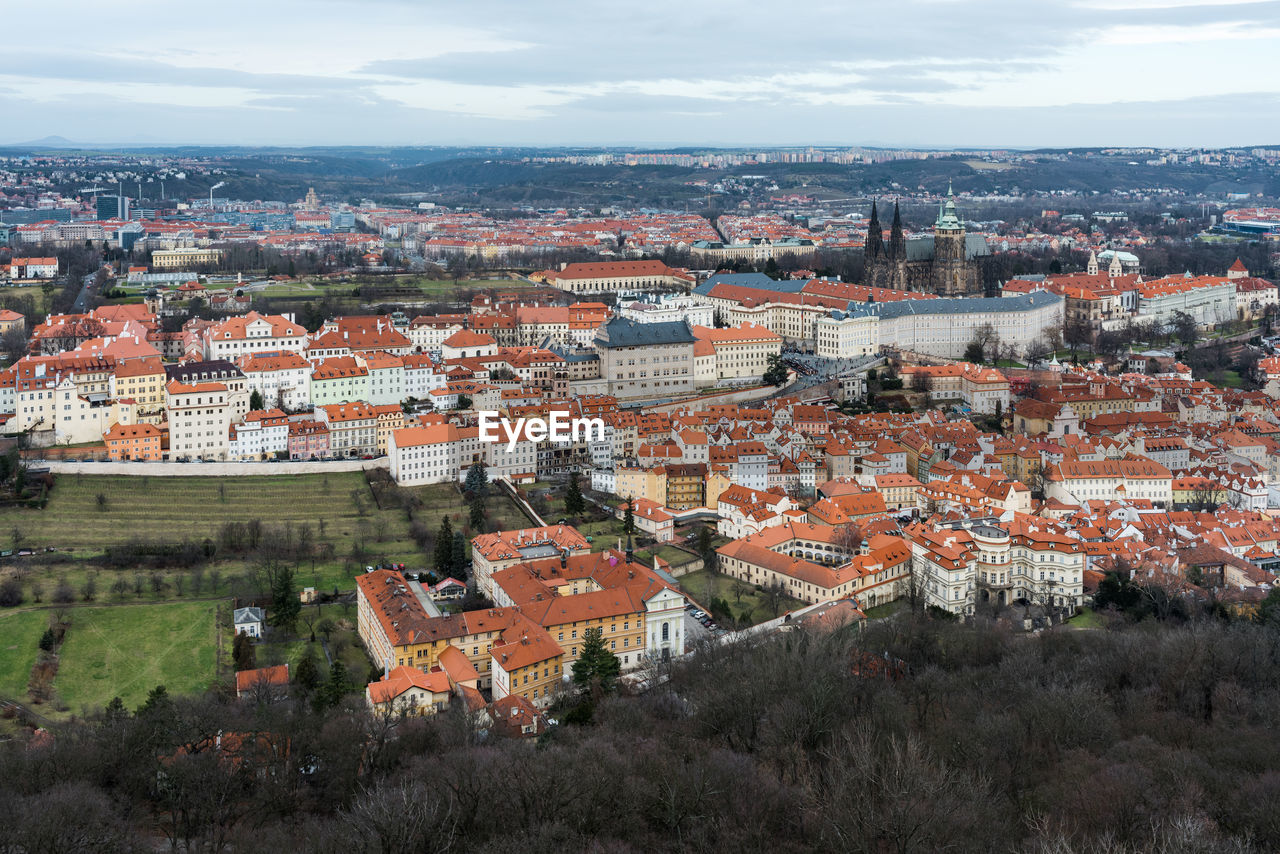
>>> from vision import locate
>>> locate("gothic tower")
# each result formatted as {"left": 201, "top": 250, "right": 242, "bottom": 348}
{"left": 931, "top": 181, "right": 969, "bottom": 295}
{"left": 887, "top": 201, "right": 907, "bottom": 289}
{"left": 865, "top": 200, "right": 884, "bottom": 260}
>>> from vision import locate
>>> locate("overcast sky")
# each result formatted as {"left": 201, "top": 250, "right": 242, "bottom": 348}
{"left": 4, "top": 0, "right": 1280, "bottom": 148}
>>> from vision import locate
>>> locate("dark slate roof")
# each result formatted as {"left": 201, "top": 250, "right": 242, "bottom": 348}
{"left": 869, "top": 290, "right": 1062, "bottom": 319}
{"left": 695, "top": 272, "right": 804, "bottom": 295}
{"left": 165, "top": 359, "right": 245, "bottom": 383}
{"left": 595, "top": 316, "right": 695, "bottom": 348}
{"left": 904, "top": 234, "right": 991, "bottom": 262}
{"left": 548, "top": 346, "right": 600, "bottom": 363}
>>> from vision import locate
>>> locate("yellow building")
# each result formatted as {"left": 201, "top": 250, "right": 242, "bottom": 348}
{"left": 664, "top": 462, "right": 706, "bottom": 510}
{"left": 371, "top": 403, "right": 406, "bottom": 455}
{"left": 110, "top": 356, "right": 167, "bottom": 420}
{"left": 873, "top": 473, "right": 923, "bottom": 511}
{"left": 151, "top": 248, "right": 223, "bottom": 269}
{"left": 615, "top": 465, "right": 666, "bottom": 506}
{"left": 1172, "top": 476, "right": 1227, "bottom": 508}
{"left": 490, "top": 628, "right": 565, "bottom": 707}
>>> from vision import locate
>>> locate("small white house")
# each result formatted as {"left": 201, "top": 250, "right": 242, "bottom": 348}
{"left": 429, "top": 578, "right": 467, "bottom": 601}
{"left": 233, "top": 606, "right": 265, "bottom": 639}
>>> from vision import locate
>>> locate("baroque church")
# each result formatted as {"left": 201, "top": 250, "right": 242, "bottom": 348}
{"left": 863, "top": 185, "right": 990, "bottom": 296}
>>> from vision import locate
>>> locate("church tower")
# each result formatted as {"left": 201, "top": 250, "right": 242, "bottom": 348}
{"left": 865, "top": 201, "right": 883, "bottom": 259}
{"left": 887, "top": 201, "right": 907, "bottom": 289}
{"left": 1086, "top": 251, "right": 1098, "bottom": 275}
{"left": 931, "top": 181, "right": 969, "bottom": 296}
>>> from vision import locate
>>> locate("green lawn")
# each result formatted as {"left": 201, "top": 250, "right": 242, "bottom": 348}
{"left": 0, "top": 610, "right": 49, "bottom": 699}
{"left": 55, "top": 602, "right": 220, "bottom": 715}
{"left": 256, "top": 275, "right": 539, "bottom": 309}
{"left": 1066, "top": 607, "right": 1104, "bottom": 629}
{"left": 864, "top": 599, "right": 906, "bottom": 620}
{"left": 677, "top": 569, "right": 807, "bottom": 627}
{"left": 0, "top": 284, "right": 56, "bottom": 316}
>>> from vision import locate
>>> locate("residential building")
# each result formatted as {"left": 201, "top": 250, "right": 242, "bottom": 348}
{"left": 317, "top": 401, "right": 379, "bottom": 457}
{"left": 166, "top": 380, "right": 232, "bottom": 460}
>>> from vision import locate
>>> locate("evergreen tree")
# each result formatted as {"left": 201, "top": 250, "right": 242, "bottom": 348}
{"left": 463, "top": 462, "right": 489, "bottom": 498}
{"left": 451, "top": 531, "right": 468, "bottom": 580}
{"left": 232, "top": 631, "right": 256, "bottom": 671}
{"left": 249, "top": 389, "right": 265, "bottom": 412}
{"left": 469, "top": 496, "right": 485, "bottom": 531}
{"left": 565, "top": 472, "right": 585, "bottom": 516}
{"left": 322, "top": 659, "right": 349, "bottom": 709}
{"left": 697, "top": 525, "right": 713, "bottom": 560}
{"left": 38, "top": 627, "right": 55, "bottom": 652}
{"left": 269, "top": 565, "right": 301, "bottom": 632}
{"left": 294, "top": 649, "right": 320, "bottom": 693}
{"left": 572, "top": 626, "right": 621, "bottom": 693}
{"left": 433, "top": 516, "right": 454, "bottom": 574}
{"left": 103, "top": 695, "right": 128, "bottom": 722}
{"left": 623, "top": 499, "right": 635, "bottom": 537}
{"left": 137, "top": 684, "right": 172, "bottom": 718}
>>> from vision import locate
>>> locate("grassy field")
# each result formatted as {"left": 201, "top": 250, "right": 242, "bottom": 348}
{"left": 256, "top": 275, "right": 540, "bottom": 308}
{"left": 1066, "top": 607, "right": 1104, "bottom": 629}
{"left": 0, "top": 610, "right": 49, "bottom": 700}
{"left": 0, "top": 283, "right": 56, "bottom": 316}
{"left": 0, "top": 473, "right": 540, "bottom": 714}
{"left": 864, "top": 599, "right": 906, "bottom": 620}
{"left": 0, "top": 473, "right": 536, "bottom": 621}
{"left": 678, "top": 569, "right": 807, "bottom": 627}
{"left": 55, "top": 602, "right": 221, "bottom": 715}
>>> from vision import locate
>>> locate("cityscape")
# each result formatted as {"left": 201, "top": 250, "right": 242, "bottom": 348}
{"left": 3, "top": 1, "right": 1280, "bottom": 852}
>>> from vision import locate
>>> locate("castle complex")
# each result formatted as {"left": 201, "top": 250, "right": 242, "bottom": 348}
{"left": 864, "top": 184, "right": 989, "bottom": 296}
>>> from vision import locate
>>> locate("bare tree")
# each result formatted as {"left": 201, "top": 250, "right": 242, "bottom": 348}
{"left": 342, "top": 778, "right": 459, "bottom": 854}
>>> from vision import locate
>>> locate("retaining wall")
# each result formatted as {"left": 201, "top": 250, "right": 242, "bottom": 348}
{"left": 35, "top": 459, "right": 390, "bottom": 477}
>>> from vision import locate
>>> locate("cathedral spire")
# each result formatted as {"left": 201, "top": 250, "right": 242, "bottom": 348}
{"left": 865, "top": 199, "right": 884, "bottom": 259}
{"left": 935, "top": 181, "right": 961, "bottom": 231}
{"left": 889, "top": 201, "right": 905, "bottom": 260}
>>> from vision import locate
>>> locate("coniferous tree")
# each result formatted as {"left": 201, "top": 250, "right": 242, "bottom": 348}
{"left": 38, "top": 627, "right": 55, "bottom": 652}
{"left": 321, "top": 659, "right": 349, "bottom": 709}
{"left": 235, "top": 632, "right": 257, "bottom": 670}
{"left": 268, "top": 566, "right": 300, "bottom": 633}
{"left": 249, "top": 389, "right": 264, "bottom": 412}
{"left": 623, "top": 499, "right": 635, "bottom": 537}
{"left": 433, "top": 516, "right": 454, "bottom": 574}
{"left": 572, "top": 626, "right": 621, "bottom": 693}
{"left": 232, "top": 631, "right": 256, "bottom": 671}
{"left": 469, "top": 496, "right": 485, "bottom": 531}
{"left": 451, "top": 531, "right": 468, "bottom": 580}
{"left": 565, "top": 472, "right": 585, "bottom": 516}
{"left": 463, "top": 462, "right": 489, "bottom": 498}
{"left": 294, "top": 649, "right": 320, "bottom": 693}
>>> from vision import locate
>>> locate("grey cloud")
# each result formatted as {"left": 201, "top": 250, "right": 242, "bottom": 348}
{"left": 3, "top": 89, "right": 1278, "bottom": 148}
{"left": 0, "top": 52, "right": 363, "bottom": 93}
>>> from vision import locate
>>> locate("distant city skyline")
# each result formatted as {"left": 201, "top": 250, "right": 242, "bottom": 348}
{"left": 4, "top": 0, "right": 1280, "bottom": 148}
